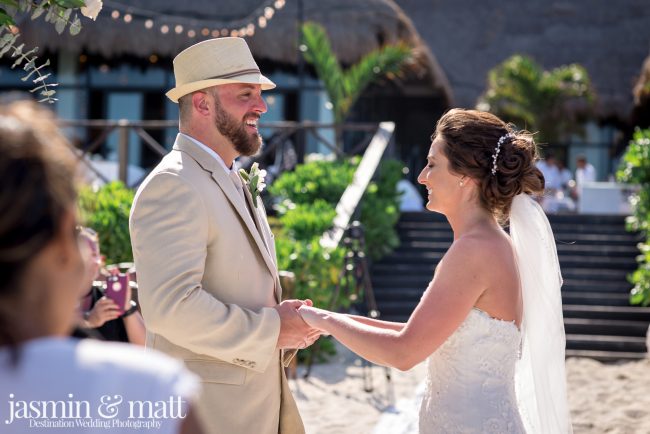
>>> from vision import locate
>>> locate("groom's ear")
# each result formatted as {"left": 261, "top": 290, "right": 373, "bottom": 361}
{"left": 192, "top": 91, "right": 211, "bottom": 117}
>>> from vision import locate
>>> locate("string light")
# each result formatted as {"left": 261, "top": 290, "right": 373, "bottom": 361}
{"left": 102, "top": 0, "right": 285, "bottom": 39}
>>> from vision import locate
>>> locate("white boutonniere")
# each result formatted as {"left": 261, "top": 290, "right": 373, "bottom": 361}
{"left": 239, "top": 162, "right": 267, "bottom": 207}
{"left": 81, "top": 0, "right": 103, "bottom": 20}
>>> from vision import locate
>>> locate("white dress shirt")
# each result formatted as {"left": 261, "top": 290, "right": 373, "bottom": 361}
{"left": 180, "top": 133, "right": 237, "bottom": 174}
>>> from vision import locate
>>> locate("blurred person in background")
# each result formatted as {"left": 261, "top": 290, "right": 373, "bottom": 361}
{"left": 572, "top": 154, "right": 597, "bottom": 203}
{"left": 75, "top": 227, "right": 146, "bottom": 345}
{"left": 0, "top": 100, "right": 203, "bottom": 434}
{"left": 557, "top": 160, "right": 574, "bottom": 191}
{"left": 536, "top": 152, "right": 562, "bottom": 191}
{"left": 575, "top": 154, "right": 596, "bottom": 187}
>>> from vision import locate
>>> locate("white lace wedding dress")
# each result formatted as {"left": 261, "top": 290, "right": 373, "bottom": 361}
{"left": 419, "top": 307, "right": 526, "bottom": 434}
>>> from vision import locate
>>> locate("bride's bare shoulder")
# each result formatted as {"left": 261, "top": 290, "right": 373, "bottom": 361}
{"left": 445, "top": 229, "right": 514, "bottom": 272}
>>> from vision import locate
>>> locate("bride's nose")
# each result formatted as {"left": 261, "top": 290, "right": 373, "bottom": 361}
{"left": 417, "top": 169, "right": 427, "bottom": 185}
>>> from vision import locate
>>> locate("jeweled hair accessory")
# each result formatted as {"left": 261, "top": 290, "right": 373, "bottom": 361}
{"left": 491, "top": 133, "right": 516, "bottom": 175}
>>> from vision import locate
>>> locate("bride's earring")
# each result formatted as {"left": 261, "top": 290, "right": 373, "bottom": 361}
{"left": 459, "top": 180, "right": 464, "bottom": 187}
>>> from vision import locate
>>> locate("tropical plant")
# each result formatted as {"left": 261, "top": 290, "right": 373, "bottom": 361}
{"left": 477, "top": 54, "right": 595, "bottom": 144}
{"left": 617, "top": 128, "right": 650, "bottom": 306}
{"left": 0, "top": 0, "right": 101, "bottom": 103}
{"left": 78, "top": 181, "right": 134, "bottom": 265}
{"left": 270, "top": 157, "right": 403, "bottom": 361}
{"left": 269, "top": 157, "right": 403, "bottom": 261}
{"left": 301, "top": 21, "right": 412, "bottom": 147}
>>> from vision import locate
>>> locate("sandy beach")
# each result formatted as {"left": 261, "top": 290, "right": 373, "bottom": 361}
{"left": 291, "top": 343, "right": 425, "bottom": 434}
{"left": 291, "top": 343, "right": 650, "bottom": 434}
{"left": 567, "top": 357, "right": 650, "bottom": 434}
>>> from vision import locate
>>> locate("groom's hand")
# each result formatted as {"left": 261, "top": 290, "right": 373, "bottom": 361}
{"left": 274, "top": 299, "right": 321, "bottom": 350}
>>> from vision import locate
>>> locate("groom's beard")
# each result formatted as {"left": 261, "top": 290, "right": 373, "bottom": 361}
{"left": 213, "top": 99, "right": 262, "bottom": 157}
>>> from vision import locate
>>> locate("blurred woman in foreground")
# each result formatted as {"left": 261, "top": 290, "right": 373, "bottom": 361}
{"left": 0, "top": 100, "right": 204, "bottom": 434}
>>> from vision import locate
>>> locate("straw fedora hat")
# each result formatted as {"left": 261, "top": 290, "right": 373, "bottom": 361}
{"left": 166, "top": 37, "right": 275, "bottom": 103}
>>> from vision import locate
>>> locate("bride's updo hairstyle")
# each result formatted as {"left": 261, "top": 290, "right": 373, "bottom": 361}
{"left": 434, "top": 108, "right": 544, "bottom": 224}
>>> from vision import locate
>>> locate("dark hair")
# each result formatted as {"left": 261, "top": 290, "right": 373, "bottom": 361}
{"left": 433, "top": 108, "right": 544, "bottom": 224}
{"left": 0, "top": 101, "right": 78, "bottom": 350}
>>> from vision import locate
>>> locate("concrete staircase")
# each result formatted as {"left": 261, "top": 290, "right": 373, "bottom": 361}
{"left": 371, "top": 212, "right": 650, "bottom": 362}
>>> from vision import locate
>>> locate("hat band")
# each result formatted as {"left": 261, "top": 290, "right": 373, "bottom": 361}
{"left": 205, "top": 68, "right": 261, "bottom": 80}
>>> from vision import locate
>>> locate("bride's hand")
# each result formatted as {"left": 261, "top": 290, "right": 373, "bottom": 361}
{"left": 298, "top": 305, "right": 330, "bottom": 333}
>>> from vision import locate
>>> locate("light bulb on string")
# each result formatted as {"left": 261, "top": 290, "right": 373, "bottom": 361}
{"left": 106, "top": 0, "right": 286, "bottom": 41}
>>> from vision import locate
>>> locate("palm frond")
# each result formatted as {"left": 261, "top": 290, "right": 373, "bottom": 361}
{"left": 301, "top": 22, "right": 412, "bottom": 125}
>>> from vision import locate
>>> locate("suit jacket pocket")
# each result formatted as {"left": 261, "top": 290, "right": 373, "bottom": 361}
{"left": 184, "top": 360, "right": 246, "bottom": 385}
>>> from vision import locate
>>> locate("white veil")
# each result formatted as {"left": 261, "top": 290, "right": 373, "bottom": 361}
{"left": 510, "top": 194, "right": 573, "bottom": 433}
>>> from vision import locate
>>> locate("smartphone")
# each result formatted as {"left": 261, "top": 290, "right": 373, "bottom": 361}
{"left": 105, "top": 273, "right": 129, "bottom": 314}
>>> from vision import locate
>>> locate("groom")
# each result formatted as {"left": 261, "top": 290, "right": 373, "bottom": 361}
{"left": 130, "top": 38, "right": 319, "bottom": 433}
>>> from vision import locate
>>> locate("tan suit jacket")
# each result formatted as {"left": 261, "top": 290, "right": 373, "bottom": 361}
{"left": 130, "top": 134, "right": 304, "bottom": 434}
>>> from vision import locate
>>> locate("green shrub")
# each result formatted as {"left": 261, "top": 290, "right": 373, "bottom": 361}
{"left": 278, "top": 200, "right": 338, "bottom": 240}
{"left": 269, "top": 157, "right": 403, "bottom": 261}
{"left": 617, "top": 128, "right": 650, "bottom": 306}
{"left": 78, "top": 181, "right": 134, "bottom": 265}
{"left": 360, "top": 159, "right": 404, "bottom": 260}
{"left": 270, "top": 157, "right": 403, "bottom": 361}
{"left": 270, "top": 159, "right": 355, "bottom": 205}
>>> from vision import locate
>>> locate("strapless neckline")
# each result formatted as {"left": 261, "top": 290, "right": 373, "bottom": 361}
{"left": 469, "top": 307, "right": 521, "bottom": 333}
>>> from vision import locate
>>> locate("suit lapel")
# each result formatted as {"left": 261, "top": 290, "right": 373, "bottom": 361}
{"left": 241, "top": 183, "right": 271, "bottom": 254}
{"left": 173, "top": 135, "right": 278, "bottom": 279}
{"left": 242, "top": 185, "right": 281, "bottom": 303}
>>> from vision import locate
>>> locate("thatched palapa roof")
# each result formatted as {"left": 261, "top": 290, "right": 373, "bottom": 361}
{"left": 396, "top": 0, "right": 650, "bottom": 121}
{"left": 17, "top": 0, "right": 452, "bottom": 103}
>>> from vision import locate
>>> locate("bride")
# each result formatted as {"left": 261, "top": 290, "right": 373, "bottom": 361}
{"left": 299, "top": 109, "right": 572, "bottom": 433}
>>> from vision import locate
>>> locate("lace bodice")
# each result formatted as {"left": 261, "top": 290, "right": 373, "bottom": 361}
{"left": 419, "top": 308, "right": 526, "bottom": 434}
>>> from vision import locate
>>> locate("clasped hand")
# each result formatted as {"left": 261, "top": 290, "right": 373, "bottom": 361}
{"left": 274, "top": 299, "right": 323, "bottom": 350}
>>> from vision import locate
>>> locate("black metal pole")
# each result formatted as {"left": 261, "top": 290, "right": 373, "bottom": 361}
{"left": 296, "top": 0, "right": 306, "bottom": 163}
